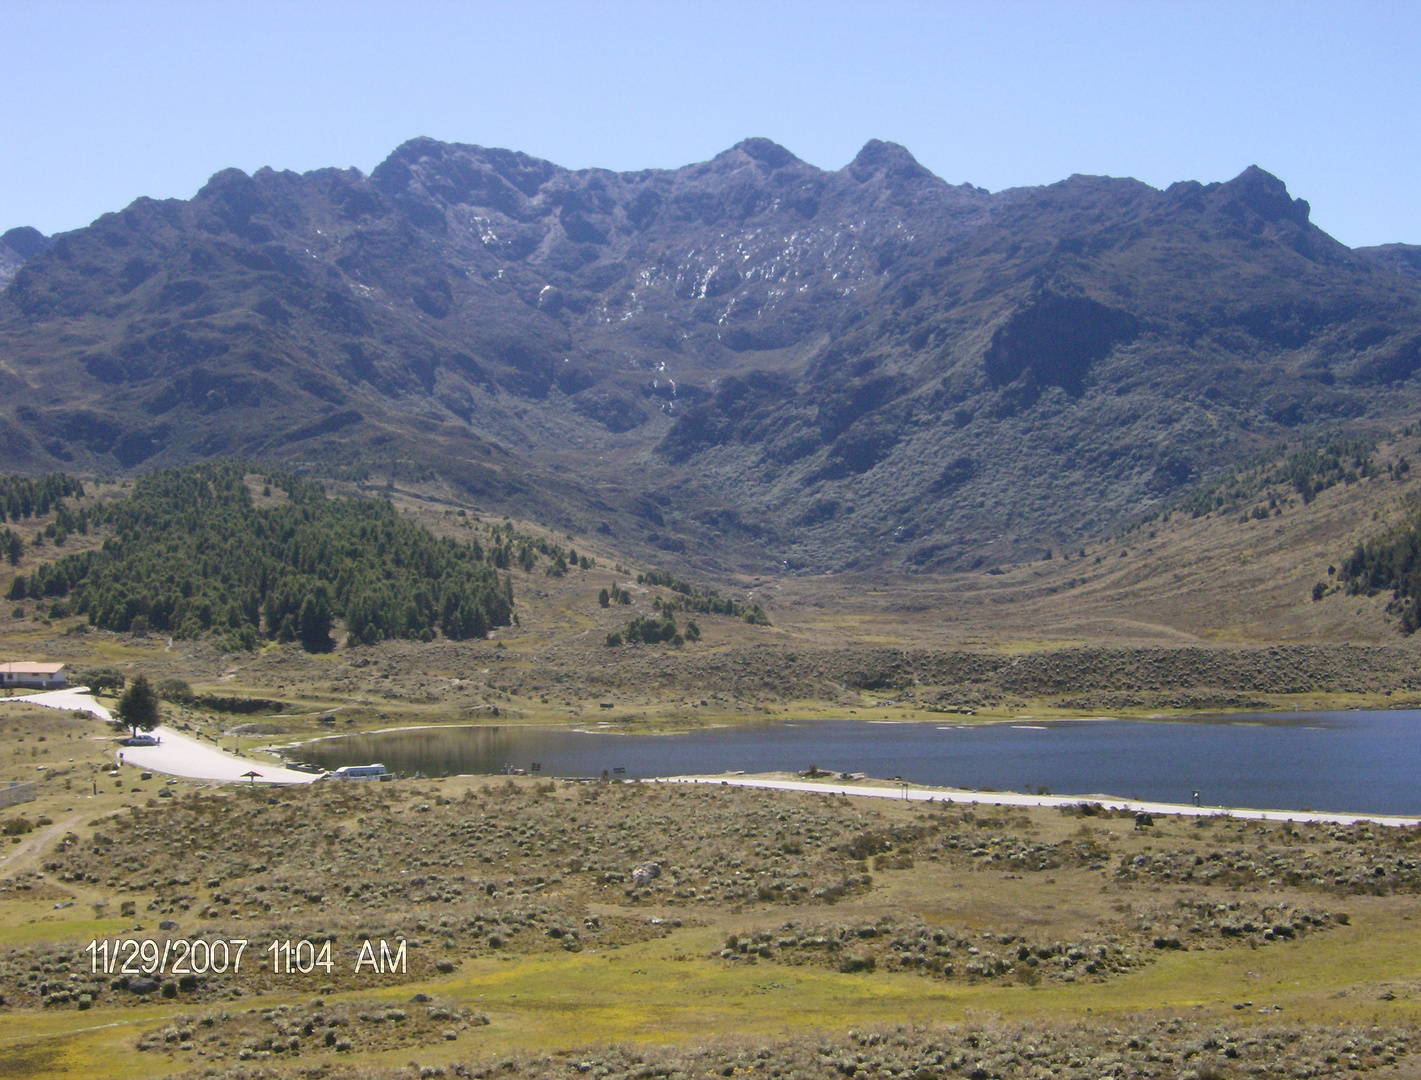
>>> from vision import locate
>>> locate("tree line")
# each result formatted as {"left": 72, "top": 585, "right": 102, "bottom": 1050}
{"left": 0, "top": 474, "right": 84, "bottom": 523}
{"left": 5, "top": 462, "right": 515, "bottom": 651}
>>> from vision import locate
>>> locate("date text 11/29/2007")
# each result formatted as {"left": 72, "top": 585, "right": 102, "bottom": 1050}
{"left": 85, "top": 938, "right": 408, "bottom": 977}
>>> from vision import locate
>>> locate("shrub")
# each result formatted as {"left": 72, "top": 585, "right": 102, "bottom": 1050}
{"left": 76, "top": 666, "right": 125, "bottom": 693}
{"left": 624, "top": 613, "right": 679, "bottom": 645}
{"left": 156, "top": 678, "right": 194, "bottom": 704}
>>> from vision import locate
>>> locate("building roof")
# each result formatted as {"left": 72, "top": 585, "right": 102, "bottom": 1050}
{"left": 0, "top": 663, "right": 67, "bottom": 674}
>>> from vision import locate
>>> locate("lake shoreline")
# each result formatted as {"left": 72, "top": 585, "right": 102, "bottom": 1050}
{"left": 656, "top": 772, "right": 1421, "bottom": 828}
{"left": 284, "top": 711, "right": 1421, "bottom": 821}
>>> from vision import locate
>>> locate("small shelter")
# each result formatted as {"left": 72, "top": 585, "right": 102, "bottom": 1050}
{"left": 0, "top": 663, "right": 67, "bottom": 690}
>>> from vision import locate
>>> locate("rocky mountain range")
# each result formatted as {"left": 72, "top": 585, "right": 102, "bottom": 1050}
{"left": 2, "top": 138, "right": 1419, "bottom": 572}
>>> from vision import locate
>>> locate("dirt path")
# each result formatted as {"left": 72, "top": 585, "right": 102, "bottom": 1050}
{"left": 0, "top": 811, "right": 87, "bottom": 887}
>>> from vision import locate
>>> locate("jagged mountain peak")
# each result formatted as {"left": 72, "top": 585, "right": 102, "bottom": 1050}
{"left": 1219, "top": 164, "right": 1312, "bottom": 226}
{"left": 848, "top": 139, "right": 933, "bottom": 183}
{"left": 722, "top": 138, "right": 804, "bottom": 170}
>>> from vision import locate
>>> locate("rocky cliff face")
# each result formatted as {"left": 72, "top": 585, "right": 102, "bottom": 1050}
{"left": 2, "top": 139, "right": 1419, "bottom": 571}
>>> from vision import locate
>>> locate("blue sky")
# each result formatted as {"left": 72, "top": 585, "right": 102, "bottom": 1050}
{"left": 2, "top": 0, "right": 1417, "bottom": 248}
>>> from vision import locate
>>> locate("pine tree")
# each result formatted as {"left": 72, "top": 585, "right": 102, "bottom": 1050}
{"left": 116, "top": 674, "right": 161, "bottom": 735}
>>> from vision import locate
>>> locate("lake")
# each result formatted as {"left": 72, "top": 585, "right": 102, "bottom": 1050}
{"left": 289, "top": 711, "right": 1421, "bottom": 817}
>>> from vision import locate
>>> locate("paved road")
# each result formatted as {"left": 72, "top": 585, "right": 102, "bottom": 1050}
{"left": 0, "top": 687, "right": 312, "bottom": 785}
{"left": 658, "top": 775, "right": 1421, "bottom": 828}
{"left": 118, "top": 726, "right": 316, "bottom": 785}
{"left": 0, "top": 685, "right": 112, "bottom": 721}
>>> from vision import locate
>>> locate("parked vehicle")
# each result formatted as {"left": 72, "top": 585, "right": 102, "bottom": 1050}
{"left": 322, "top": 763, "right": 387, "bottom": 780}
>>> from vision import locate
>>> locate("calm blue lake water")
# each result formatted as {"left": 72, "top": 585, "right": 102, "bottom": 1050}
{"left": 291, "top": 711, "right": 1421, "bottom": 817}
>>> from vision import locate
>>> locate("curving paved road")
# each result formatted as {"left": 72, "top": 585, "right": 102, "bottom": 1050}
{"left": 0, "top": 685, "right": 113, "bottom": 722}
{"left": 117, "top": 726, "right": 316, "bottom": 784}
{"left": 0, "top": 688, "right": 313, "bottom": 785}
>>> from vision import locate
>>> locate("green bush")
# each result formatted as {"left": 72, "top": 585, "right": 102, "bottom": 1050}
{"left": 76, "top": 666, "right": 125, "bottom": 693}
{"left": 624, "top": 613, "right": 679, "bottom": 645}
{"left": 156, "top": 678, "right": 194, "bottom": 704}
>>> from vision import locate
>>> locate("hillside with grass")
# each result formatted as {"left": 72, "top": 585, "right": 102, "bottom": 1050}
{"left": 0, "top": 433, "right": 1418, "bottom": 741}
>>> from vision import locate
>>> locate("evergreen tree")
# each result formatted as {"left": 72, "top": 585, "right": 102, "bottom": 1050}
{"left": 116, "top": 674, "right": 161, "bottom": 735}
{"left": 298, "top": 584, "right": 335, "bottom": 653}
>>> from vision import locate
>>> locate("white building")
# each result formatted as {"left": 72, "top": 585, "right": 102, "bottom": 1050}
{"left": 0, "top": 663, "right": 68, "bottom": 690}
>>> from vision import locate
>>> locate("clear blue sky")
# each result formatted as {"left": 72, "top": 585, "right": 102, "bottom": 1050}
{"left": 2, "top": 0, "right": 1417, "bottom": 248}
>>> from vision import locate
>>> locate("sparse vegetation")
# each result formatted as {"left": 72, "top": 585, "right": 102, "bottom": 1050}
{"left": 639, "top": 568, "right": 770, "bottom": 624}
{"left": 1340, "top": 496, "right": 1421, "bottom": 632}
{"left": 1169, "top": 436, "right": 1378, "bottom": 522}
{"left": 0, "top": 770, "right": 1415, "bottom": 1078}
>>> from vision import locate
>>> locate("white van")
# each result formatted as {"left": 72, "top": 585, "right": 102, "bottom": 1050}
{"left": 327, "top": 763, "right": 387, "bottom": 780}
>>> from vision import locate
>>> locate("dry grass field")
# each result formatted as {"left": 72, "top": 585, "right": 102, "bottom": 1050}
{"left": 0, "top": 766, "right": 1416, "bottom": 1079}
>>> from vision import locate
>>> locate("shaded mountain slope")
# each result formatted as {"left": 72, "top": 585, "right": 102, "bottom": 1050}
{"left": 1358, "top": 242, "right": 1421, "bottom": 282}
{"left": 1, "top": 139, "right": 1419, "bottom": 572}
{"left": 0, "top": 226, "right": 49, "bottom": 291}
